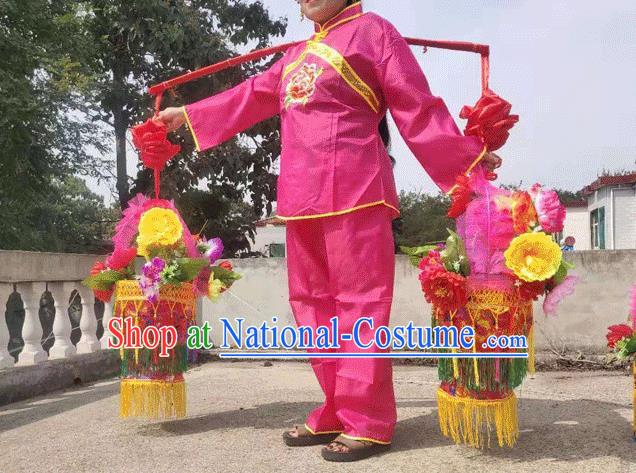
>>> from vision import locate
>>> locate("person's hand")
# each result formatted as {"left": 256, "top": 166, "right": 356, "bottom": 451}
{"left": 155, "top": 107, "right": 187, "bottom": 132}
{"left": 482, "top": 151, "right": 502, "bottom": 180}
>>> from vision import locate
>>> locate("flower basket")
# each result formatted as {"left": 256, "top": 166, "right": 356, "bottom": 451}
{"left": 435, "top": 276, "right": 533, "bottom": 448}
{"left": 114, "top": 280, "right": 196, "bottom": 419}
{"left": 83, "top": 120, "right": 241, "bottom": 421}
{"left": 404, "top": 167, "right": 577, "bottom": 448}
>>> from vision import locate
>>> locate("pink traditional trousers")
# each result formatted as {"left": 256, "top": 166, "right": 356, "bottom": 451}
{"left": 285, "top": 205, "right": 397, "bottom": 444}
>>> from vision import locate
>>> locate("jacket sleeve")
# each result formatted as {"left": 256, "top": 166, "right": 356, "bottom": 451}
{"left": 183, "top": 58, "right": 285, "bottom": 152}
{"left": 377, "top": 25, "right": 486, "bottom": 193}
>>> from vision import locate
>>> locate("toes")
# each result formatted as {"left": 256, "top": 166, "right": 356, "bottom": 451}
{"left": 326, "top": 442, "right": 348, "bottom": 453}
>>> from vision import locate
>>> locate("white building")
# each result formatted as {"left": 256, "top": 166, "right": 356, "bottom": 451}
{"left": 251, "top": 217, "right": 287, "bottom": 257}
{"left": 562, "top": 173, "right": 636, "bottom": 250}
{"left": 562, "top": 200, "right": 591, "bottom": 250}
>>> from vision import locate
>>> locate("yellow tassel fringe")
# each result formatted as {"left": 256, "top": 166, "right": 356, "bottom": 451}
{"left": 120, "top": 379, "right": 186, "bottom": 419}
{"left": 437, "top": 388, "right": 519, "bottom": 448}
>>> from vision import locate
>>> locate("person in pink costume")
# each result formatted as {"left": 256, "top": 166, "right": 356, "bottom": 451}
{"left": 158, "top": 0, "right": 501, "bottom": 461}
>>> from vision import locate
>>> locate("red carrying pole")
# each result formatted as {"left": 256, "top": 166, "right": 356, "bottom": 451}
{"left": 148, "top": 37, "right": 491, "bottom": 111}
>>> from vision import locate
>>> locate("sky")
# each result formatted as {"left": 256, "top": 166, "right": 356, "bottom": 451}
{"left": 90, "top": 0, "right": 636, "bottom": 202}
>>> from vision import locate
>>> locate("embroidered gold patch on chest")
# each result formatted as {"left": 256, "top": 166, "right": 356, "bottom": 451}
{"left": 284, "top": 63, "right": 324, "bottom": 109}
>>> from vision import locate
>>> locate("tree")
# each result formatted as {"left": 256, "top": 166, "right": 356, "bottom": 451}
{"left": 554, "top": 189, "right": 584, "bottom": 205}
{"left": 0, "top": 0, "right": 110, "bottom": 249}
{"left": 0, "top": 176, "right": 118, "bottom": 253}
{"left": 393, "top": 191, "right": 454, "bottom": 250}
{"left": 83, "top": 0, "right": 286, "bottom": 223}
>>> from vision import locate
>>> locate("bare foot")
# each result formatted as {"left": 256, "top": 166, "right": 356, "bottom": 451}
{"left": 324, "top": 436, "right": 374, "bottom": 453}
{"left": 286, "top": 425, "right": 312, "bottom": 438}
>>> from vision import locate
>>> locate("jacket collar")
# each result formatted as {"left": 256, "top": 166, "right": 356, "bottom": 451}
{"left": 313, "top": 1, "right": 363, "bottom": 34}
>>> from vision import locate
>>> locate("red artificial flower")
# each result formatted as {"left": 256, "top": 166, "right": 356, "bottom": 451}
{"left": 420, "top": 267, "right": 467, "bottom": 313}
{"left": 516, "top": 279, "right": 547, "bottom": 301}
{"left": 606, "top": 324, "right": 634, "bottom": 349}
{"left": 193, "top": 266, "right": 212, "bottom": 298}
{"left": 219, "top": 261, "right": 233, "bottom": 272}
{"left": 106, "top": 247, "right": 137, "bottom": 271}
{"left": 418, "top": 250, "right": 443, "bottom": 273}
{"left": 448, "top": 175, "right": 473, "bottom": 218}
{"left": 460, "top": 89, "right": 519, "bottom": 152}
{"left": 90, "top": 261, "right": 114, "bottom": 303}
{"left": 130, "top": 119, "right": 180, "bottom": 172}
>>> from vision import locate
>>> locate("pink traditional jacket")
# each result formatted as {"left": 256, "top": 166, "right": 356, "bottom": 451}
{"left": 184, "top": 1, "right": 485, "bottom": 220}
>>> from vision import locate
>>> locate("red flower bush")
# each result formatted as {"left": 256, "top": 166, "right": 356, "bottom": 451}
{"left": 606, "top": 324, "right": 634, "bottom": 349}
{"left": 460, "top": 89, "right": 519, "bottom": 152}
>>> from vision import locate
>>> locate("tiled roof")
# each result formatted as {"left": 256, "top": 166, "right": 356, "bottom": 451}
{"left": 582, "top": 173, "right": 636, "bottom": 195}
{"left": 565, "top": 200, "right": 588, "bottom": 208}
{"left": 255, "top": 217, "right": 286, "bottom": 227}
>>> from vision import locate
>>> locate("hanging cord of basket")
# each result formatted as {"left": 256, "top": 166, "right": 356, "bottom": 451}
{"left": 136, "top": 37, "right": 517, "bottom": 198}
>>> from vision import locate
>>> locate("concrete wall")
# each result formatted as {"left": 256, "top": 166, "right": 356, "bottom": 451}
{"left": 2, "top": 250, "right": 634, "bottom": 355}
{"left": 0, "top": 250, "right": 100, "bottom": 283}
{"left": 202, "top": 250, "right": 636, "bottom": 353}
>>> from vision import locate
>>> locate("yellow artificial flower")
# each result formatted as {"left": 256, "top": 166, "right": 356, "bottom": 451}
{"left": 504, "top": 232, "right": 562, "bottom": 282}
{"left": 208, "top": 277, "right": 226, "bottom": 302}
{"left": 136, "top": 208, "right": 183, "bottom": 257}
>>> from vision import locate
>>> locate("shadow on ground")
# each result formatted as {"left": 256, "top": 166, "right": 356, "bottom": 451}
{"left": 0, "top": 380, "right": 118, "bottom": 434}
{"left": 1, "top": 377, "right": 634, "bottom": 466}
{"left": 135, "top": 395, "right": 635, "bottom": 464}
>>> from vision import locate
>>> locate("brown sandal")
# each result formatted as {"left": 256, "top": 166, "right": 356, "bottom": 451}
{"left": 321, "top": 435, "right": 391, "bottom": 462}
{"left": 282, "top": 425, "right": 341, "bottom": 447}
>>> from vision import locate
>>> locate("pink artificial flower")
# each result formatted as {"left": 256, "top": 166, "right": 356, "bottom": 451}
{"left": 543, "top": 275, "right": 579, "bottom": 317}
{"left": 530, "top": 184, "right": 566, "bottom": 233}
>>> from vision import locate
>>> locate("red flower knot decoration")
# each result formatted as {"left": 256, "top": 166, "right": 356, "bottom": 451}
{"left": 131, "top": 119, "right": 181, "bottom": 172}
{"left": 460, "top": 89, "right": 519, "bottom": 152}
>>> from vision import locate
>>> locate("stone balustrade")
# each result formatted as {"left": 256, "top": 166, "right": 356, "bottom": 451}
{"left": 0, "top": 250, "right": 111, "bottom": 369}
{"left": 1, "top": 249, "right": 636, "bottom": 372}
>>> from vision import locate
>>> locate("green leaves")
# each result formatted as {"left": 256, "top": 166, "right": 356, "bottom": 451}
{"left": 159, "top": 257, "right": 209, "bottom": 284}
{"left": 393, "top": 190, "right": 454, "bottom": 252}
{"left": 400, "top": 245, "right": 438, "bottom": 267}
{"left": 616, "top": 336, "right": 636, "bottom": 359}
{"left": 211, "top": 265, "right": 242, "bottom": 287}
{"left": 175, "top": 258, "right": 209, "bottom": 282}
{"left": 82, "top": 270, "right": 125, "bottom": 291}
{"left": 440, "top": 229, "right": 470, "bottom": 276}
{"left": 552, "top": 259, "right": 575, "bottom": 285}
